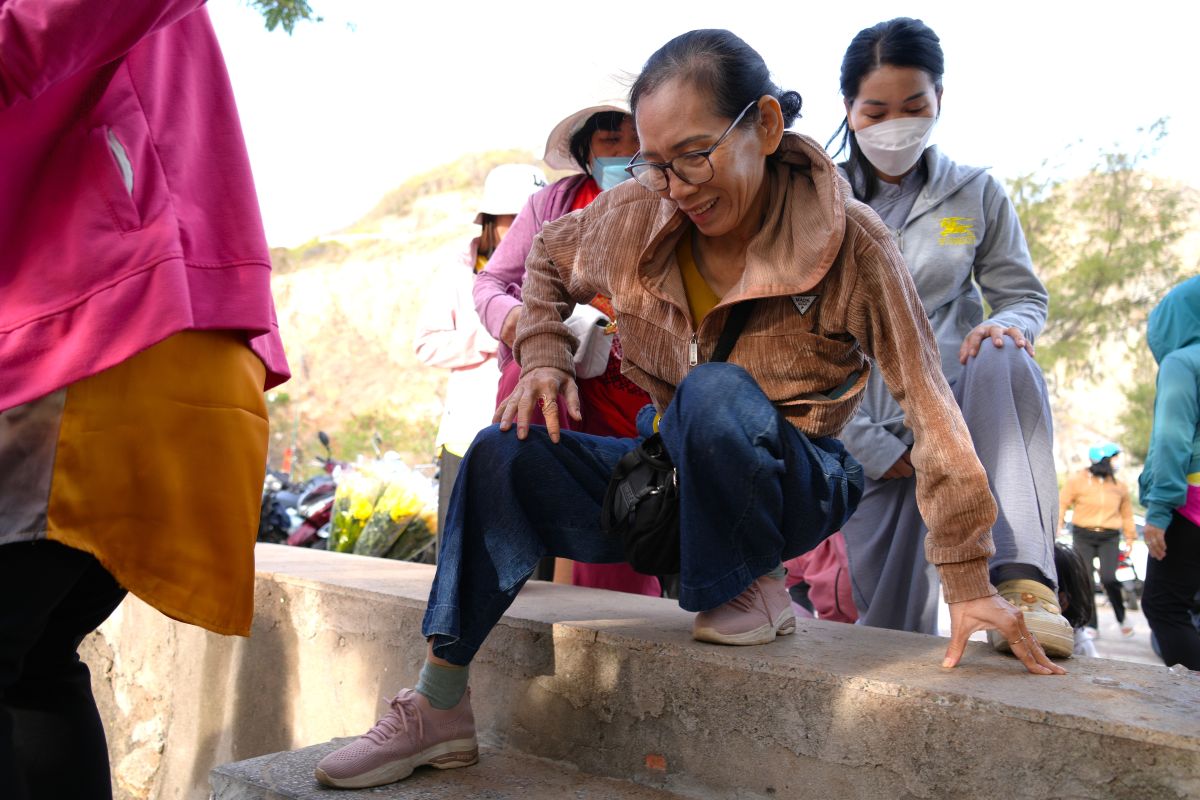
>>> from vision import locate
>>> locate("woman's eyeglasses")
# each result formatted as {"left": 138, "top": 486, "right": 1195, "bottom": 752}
{"left": 624, "top": 101, "right": 755, "bottom": 192}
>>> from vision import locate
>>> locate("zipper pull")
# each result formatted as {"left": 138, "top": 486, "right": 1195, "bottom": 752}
{"left": 688, "top": 334, "right": 698, "bottom": 368}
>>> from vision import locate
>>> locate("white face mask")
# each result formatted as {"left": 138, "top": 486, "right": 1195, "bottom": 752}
{"left": 854, "top": 116, "right": 935, "bottom": 177}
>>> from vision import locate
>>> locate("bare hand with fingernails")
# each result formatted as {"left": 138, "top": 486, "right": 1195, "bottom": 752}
{"left": 494, "top": 366, "right": 582, "bottom": 443}
{"left": 958, "top": 324, "right": 1034, "bottom": 365}
{"left": 944, "top": 594, "right": 1067, "bottom": 675}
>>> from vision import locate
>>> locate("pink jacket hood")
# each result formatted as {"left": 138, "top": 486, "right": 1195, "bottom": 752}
{"left": 0, "top": 0, "right": 289, "bottom": 411}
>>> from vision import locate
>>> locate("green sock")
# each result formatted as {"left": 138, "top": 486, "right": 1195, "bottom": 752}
{"left": 415, "top": 660, "right": 470, "bottom": 710}
{"left": 766, "top": 563, "right": 787, "bottom": 580}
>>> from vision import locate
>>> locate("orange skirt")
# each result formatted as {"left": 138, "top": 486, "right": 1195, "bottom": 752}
{"left": 42, "top": 331, "right": 268, "bottom": 635}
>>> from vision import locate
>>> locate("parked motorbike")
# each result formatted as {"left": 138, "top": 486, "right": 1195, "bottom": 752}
{"left": 1115, "top": 547, "right": 1144, "bottom": 611}
{"left": 258, "top": 468, "right": 301, "bottom": 544}
{"left": 285, "top": 431, "right": 343, "bottom": 548}
{"left": 258, "top": 431, "right": 344, "bottom": 548}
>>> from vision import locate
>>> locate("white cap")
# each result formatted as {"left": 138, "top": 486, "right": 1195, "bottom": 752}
{"left": 542, "top": 98, "right": 631, "bottom": 172}
{"left": 475, "top": 164, "right": 548, "bottom": 224}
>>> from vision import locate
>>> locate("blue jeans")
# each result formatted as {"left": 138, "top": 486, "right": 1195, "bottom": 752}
{"left": 422, "top": 363, "right": 864, "bottom": 665}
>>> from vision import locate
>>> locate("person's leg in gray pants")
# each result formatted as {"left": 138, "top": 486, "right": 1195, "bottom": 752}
{"left": 844, "top": 339, "right": 1058, "bottom": 633}
{"left": 955, "top": 339, "right": 1057, "bottom": 588}
{"left": 844, "top": 474, "right": 940, "bottom": 632}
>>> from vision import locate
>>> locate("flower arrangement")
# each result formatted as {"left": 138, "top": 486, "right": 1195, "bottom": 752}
{"left": 329, "top": 456, "right": 437, "bottom": 561}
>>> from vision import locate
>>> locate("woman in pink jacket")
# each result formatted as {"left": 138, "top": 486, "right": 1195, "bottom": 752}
{"left": 473, "top": 99, "right": 660, "bottom": 597}
{"left": 0, "top": 2, "right": 288, "bottom": 797}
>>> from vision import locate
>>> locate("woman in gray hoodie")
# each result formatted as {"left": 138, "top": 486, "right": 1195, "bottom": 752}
{"left": 829, "top": 17, "right": 1072, "bottom": 657}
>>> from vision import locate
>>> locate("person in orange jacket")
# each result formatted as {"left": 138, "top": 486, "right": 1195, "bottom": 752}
{"left": 1059, "top": 443, "right": 1138, "bottom": 637}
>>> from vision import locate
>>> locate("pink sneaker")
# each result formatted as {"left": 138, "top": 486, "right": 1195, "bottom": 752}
{"left": 693, "top": 574, "right": 796, "bottom": 645}
{"left": 315, "top": 688, "right": 478, "bottom": 789}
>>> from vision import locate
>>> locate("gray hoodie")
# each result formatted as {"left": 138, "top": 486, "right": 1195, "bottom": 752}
{"left": 839, "top": 147, "right": 1049, "bottom": 478}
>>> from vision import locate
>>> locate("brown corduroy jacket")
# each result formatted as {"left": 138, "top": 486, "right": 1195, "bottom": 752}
{"left": 514, "top": 132, "right": 996, "bottom": 603}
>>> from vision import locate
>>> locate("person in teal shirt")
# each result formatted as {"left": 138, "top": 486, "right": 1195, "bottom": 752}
{"left": 1139, "top": 275, "right": 1200, "bottom": 669}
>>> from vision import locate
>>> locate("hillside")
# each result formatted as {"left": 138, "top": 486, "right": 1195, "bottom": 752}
{"left": 265, "top": 150, "right": 550, "bottom": 470}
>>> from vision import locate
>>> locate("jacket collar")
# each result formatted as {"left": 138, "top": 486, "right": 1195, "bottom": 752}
{"left": 906, "top": 146, "right": 988, "bottom": 222}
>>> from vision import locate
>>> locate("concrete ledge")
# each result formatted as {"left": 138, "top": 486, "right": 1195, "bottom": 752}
{"left": 83, "top": 545, "right": 1200, "bottom": 800}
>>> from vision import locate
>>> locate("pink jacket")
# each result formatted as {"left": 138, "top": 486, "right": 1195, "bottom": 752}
{"left": 473, "top": 174, "right": 590, "bottom": 370}
{"left": 783, "top": 533, "right": 857, "bottom": 623}
{"left": 0, "top": 0, "right": 289, "bottom": 412}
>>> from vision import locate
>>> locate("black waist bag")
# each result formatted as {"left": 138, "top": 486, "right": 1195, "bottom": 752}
{"left": 600, "top": 301, "right": 755, "bottom": 576}
{"left": 601, "top": 432, "right": 680, "bottom": 575}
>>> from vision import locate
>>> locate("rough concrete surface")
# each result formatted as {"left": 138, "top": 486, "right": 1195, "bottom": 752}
{"left": 81, "top": 545, "right": 1200, "bottom": 800}
{"left": 211, "top": 740, "right": 687, "bottom": 799}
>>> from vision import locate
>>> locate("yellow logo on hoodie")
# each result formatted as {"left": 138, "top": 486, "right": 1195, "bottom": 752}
{"left": 939, "top": 217, "right": 977, "bottom": 246}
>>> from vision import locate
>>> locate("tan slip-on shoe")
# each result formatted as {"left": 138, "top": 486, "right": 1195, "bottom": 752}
{"left": 988, "top": 579, "right": 1074, "bottom": 658}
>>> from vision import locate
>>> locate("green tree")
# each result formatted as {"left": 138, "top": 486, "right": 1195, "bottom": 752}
{"left": 1010, "top": 120, "right": 1196, "bottom": 461}
{"left": 1117, "top": 366, "right": 1156, "bottom": 463}
{"left": 249, "top": 0, "right": 320, "bottom": 34}
{"left": 1012, "top": 119, "right": 1194, "bottom": 387}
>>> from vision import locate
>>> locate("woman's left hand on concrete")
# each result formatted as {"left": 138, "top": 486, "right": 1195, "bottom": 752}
{"left": 942, "top": 593, "right": 1067, "bottom": 675}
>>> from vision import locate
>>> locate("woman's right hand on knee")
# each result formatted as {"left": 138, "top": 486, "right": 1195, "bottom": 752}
{"left": 957, "top": 324, "right": 1035, "bottom": 364}
{"left": 495, "top": 366, "right": 581, "bottom": 443}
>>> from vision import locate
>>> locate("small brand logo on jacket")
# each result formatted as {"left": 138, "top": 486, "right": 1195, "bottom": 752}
{"left": 791, "top": 295, "right": 818, "bottom": 316}
{"left": 938, "top": 217, "right": 977, "bottom": 246}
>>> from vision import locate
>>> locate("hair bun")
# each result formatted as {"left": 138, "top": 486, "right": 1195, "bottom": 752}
{"left": 778, "top": 90, "right": 803, "bottom": 125}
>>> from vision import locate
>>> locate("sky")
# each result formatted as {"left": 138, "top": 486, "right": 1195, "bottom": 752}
{"left": 207, "top": 0, "right": 1199, "bottom": 247}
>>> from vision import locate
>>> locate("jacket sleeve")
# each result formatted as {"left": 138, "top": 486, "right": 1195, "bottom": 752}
{"left": 845, "top": 217, "right": 997, "bottom": 604}
{"left": 413, "top": 265, "right": 498, "bottom": 371}
{"left": 0, "top": 0, "right": 206, "bottom": 108}
{"left": 1119, "top": 483, "right": 1137, "bottom": 542}
{"left": 473, "top": 191, "right": 547, "bottom": 342}
{"left": 839, "top": 403, "right": 910, "bottom": 480}
{"left": 973, "top": 176, "right": 1049, "bottom": 341}
{"left": 1139, "top": 353, "right": 1200, "bottom": 529}
{"left": 1058, "top": 470, "right": 1079, "bottom": 531}
{"left": 512, "top": 209, "right": 611, "bottom": 376}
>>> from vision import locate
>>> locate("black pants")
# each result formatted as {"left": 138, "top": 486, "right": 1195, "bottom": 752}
{"left": 0, "top": 541, "right": 127, "bottom": 800}
{"left": 1072, "top": 526, "right": 1126, "bottom": 626}
{"left": 1143, "top": 512, "right": 1200, "bottom": 670}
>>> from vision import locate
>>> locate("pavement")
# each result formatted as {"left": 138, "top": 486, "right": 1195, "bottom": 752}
{"left": 1081, "top": 597, "right": 1163, "bottom": 665}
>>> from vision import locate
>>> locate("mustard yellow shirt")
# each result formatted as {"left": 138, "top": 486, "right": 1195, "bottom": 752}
{"left": 676, "top": 230, "right": 720, "bottom": 326}
{"left": 48, "top": 331, "right": 267, "bottom": 635}
{"left": 652, "top": 233, "right": 723, "bottom": 434}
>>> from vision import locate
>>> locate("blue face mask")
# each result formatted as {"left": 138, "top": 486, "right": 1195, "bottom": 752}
{"left": 591, "top": 157, "right": 629, "bottom": 192}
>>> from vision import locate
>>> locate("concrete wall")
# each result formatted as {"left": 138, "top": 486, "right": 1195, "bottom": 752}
{"left": 81, "top": 545, "right": 1200, "bottom": 800}
{"left": 82, "top": 548, "right": 434, "bottom": 800}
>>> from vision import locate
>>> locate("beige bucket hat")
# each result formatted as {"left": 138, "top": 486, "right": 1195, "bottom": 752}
{"left": 542, "top": 98, "right": 632, "bottom": 172}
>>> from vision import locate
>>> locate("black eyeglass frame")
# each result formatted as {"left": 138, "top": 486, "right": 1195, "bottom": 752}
{"left": 623, "top": 101, "right": 757, "bottom": 192}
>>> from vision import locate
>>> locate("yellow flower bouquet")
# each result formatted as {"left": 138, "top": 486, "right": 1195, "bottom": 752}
{"left": 330, "top": 457, "right": 437, "bottom": 560}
